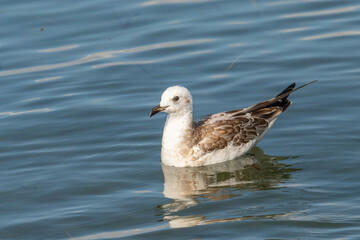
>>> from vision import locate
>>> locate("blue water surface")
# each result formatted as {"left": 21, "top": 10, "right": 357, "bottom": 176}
{"left": 0, "top": 0, "right": 360, "bottom": 239}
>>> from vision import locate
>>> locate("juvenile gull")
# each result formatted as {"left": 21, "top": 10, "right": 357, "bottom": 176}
{"left": 150, "top": 81, "right": 317, "bottom": 167}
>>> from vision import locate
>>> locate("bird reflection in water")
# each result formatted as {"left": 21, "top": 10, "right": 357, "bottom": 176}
{"left": 158, "top": 147, "right": 300, "bottom": 228}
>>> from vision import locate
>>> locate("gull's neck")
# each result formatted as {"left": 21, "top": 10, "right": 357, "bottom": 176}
{"left": 161, "top": 110, "right": 194, "bottom": 165}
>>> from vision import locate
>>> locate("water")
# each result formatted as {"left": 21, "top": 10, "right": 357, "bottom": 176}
{"left": 1, "top": 0, "right": 360, "bottom": 239}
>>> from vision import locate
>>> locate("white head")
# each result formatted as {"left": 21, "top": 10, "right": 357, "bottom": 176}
{"left": 150, "top": 86, "right": 193, "bottom": 117}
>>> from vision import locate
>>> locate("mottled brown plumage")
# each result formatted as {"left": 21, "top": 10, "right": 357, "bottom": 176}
{"left": 188, "top": 81, "right": 317, "bottom": 161}
{"left": 191, "top": 106, "right": 280, "bottom": 158}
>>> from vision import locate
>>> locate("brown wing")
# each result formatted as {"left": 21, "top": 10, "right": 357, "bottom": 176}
{"left": 191, "top": 81, "right": 318, "bottom": 158}
{"left": 193, "top": 106, "right": 282, "bottom": 155}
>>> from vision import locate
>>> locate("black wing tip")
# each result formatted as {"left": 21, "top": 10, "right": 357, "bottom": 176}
{"left": 274, "top": 80, "right": 318, "bottom": 110}
{"left": 272, "top": 82, "right": 296, "bottom": 110}
{"left": 276, "top": 82, "right": 296, "bottom": 97}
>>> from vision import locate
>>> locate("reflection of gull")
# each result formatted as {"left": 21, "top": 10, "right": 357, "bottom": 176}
{"left": 71, "top": 149, "right": 298, "bottom": 239}
{"left": 164, "top": 212, "right": 293, "bottom": 229}
{"left": 150, "top": 81, "right": 317, "bottom": 167}
{"left": 160, "top": 147, "right": 299, "bottom": 228}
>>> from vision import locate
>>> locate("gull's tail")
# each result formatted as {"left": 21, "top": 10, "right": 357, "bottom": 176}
{"left": 271, "top": 82, "right": 296, "bottom": 111}
{"left": 274, "top": 80, "right": 318, "bottom": 111}
{"left": 240, "top": 80, "right": 318, "bottom": 114}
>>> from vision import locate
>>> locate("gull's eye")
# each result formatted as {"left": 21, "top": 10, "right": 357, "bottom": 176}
{"left": 173, "top": 96, "right": 179, "bottom": 102}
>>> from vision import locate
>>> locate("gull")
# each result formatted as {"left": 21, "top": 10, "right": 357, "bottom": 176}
{"left": 150, "top": 81, "right": 317, "bottom": 167}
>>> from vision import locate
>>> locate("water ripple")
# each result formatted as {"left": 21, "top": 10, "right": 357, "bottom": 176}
{"left": 38, "top": 44, "right": 79, "bottom": 53}
{"left": 282, "top": 5, "right": 360, "bottom": 19}
{"left": 186, "top": 50, "right": 213, "bottom": 56}
{"left": 279, "top": 27, "right": 309, "bottom": 33}
{"left": 92, "top": 60, "right": 158, "bottom": 69}
{"left": 142, "top": 0, "right": 213, "bottom": 6}
{"left": 302, "top": 30, "right": 360, "bottom": 40}
{"left": 72, "top": 224, "right": 168, "bottom": 240}
{"left": 0, "top": 39, "right": 214, "bottom": 77}
{"left": 210, "top": 74, "right": 228, "bottom": 79}
{"left": 269, "top": 0, "right": 335, "bottom": 7}
{"left": 35, "top": 76, "right": 62, "bottom": 82}
{"left": 0, "top": 108, "right": 55, "bottom": 117}
{"left": 224, "top": 21, "right": 251, "bottom": 25}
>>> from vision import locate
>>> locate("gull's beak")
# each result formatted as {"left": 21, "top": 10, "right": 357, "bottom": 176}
{"left": 150, "top": 104, "right": 167, "bottom": 117}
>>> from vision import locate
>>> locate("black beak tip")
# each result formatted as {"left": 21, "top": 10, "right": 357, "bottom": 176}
{"left": 150, "top": 104, "right": 161, "bottom": 118}
{"left": 149, "top": 111, "right": 156, "bottom": 118}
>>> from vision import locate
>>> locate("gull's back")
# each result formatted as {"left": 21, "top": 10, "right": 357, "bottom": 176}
{"left": 189, "top": 83, "right": 297, "bottom": 166}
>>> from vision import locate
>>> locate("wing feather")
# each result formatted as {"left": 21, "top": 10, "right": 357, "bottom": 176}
{"left": 193, "top": 107, "right": 281, "bottom": 157}
{"left": 191, "top": 81, "right": 318, "bottom": 160}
